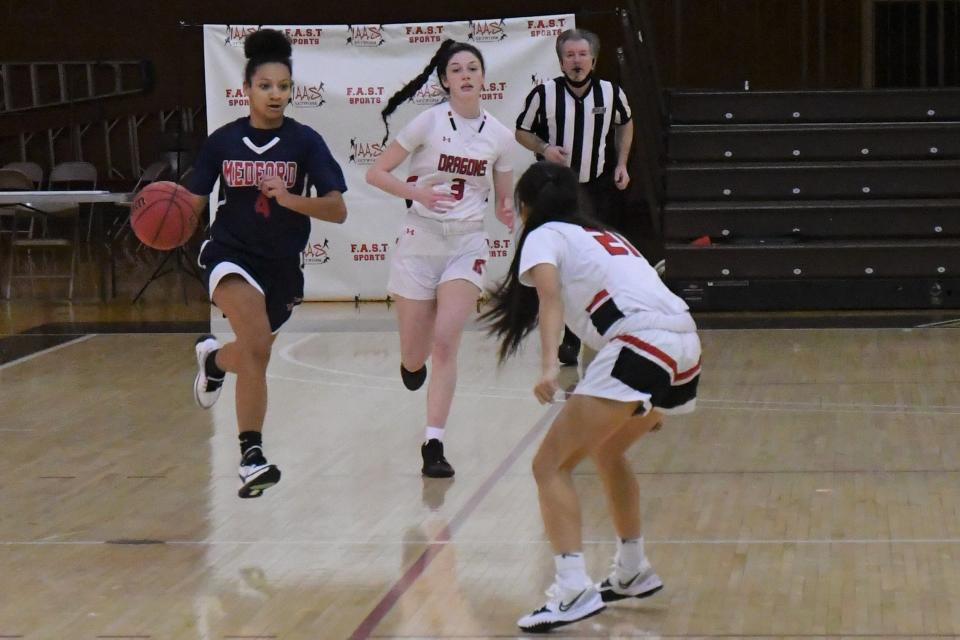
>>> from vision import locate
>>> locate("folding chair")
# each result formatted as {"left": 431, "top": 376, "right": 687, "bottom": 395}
{"left": 2, "top": 161, "right": 44, "bottom": 189}
{"left": 3, "top": 165, "right": 85, "bottom": 299}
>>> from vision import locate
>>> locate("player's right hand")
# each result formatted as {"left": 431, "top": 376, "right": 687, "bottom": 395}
{"left": 533, "top": 367, "right": 560, "bottom": 404}
{"left": 415, "top": 185, "right": 457, "bottom": 213}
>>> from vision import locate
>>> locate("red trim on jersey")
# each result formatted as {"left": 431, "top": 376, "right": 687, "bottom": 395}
{"left": 587, "top": 289, "right": 610, "bottom": 312}
{"left": 615, "top": 334, "right": 701, "bottom": 382}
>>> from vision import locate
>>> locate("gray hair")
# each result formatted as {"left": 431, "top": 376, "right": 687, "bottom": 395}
{"left": 556, "top": 29, "right": 600, "bottom": 61}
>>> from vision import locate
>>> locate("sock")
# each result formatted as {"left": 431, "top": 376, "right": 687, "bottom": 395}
{"left": 555, "top": 552, "right": 588, "bottom": 588}
{"left": 425, "top": 426, "right": 445, "bottom": 443}
{"left": 239, "top": 431, "right": 264, "bottom": 460}
{"left": 205, "top": 349, "right": 225, "bottom": 380}
{"left": 617, "top": 536, "right": 646, "bottom": 572}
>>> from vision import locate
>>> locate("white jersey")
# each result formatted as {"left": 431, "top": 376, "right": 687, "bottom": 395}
{"left": 395, "top": 102, "right": 514, "bottom": 223}
{"left": 519, "top": 221, "right": 696, "bottom": 352}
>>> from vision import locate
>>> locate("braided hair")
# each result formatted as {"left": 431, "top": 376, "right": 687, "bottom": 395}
{"left": 482, "top": 161, "right": 610, "bottom": 363}
{"left": 380, "top": 39, "right": 486, "bottom": 144}
{"left": 244, "top": 28, "right": 293, "bottom": 84}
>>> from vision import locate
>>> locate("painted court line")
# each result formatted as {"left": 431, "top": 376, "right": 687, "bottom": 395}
{"left": 6, "top": 536, "right": 960, "bottom": 547}
{"left": 0, "top": 334, "right": 94, "bottom": 370}
{"left": 347, "top": 401, "right": 562, "bottom": 640}
{"left": 268, "top": 373, "right": 531, "bottom": 401}
{"left": 278, "top": 335, "right": 960, "bottom": 414}
{"left": 276, "top": 333, "right": 535, "bottom": 394}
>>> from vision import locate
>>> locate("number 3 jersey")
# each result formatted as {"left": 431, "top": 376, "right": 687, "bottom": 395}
{"left": 395, "top": 102, "right": 515, "bottom": 223}
{"left": 519, "top": 221, "right": 696, "bottom": 351}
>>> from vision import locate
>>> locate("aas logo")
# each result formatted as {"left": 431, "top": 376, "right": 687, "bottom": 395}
{"left": 349, "top": 138, "right": 385, "bottom": 165}
{"left": 224, "top": 25, "right": 259, "bottom": 47}
{"left": 413, "top": 80, "right": 445, "bottom": 106}
{"left": 303, "top": 238, "right": 331, "bottom": 265}
{"left": 469, "top": 19, "right": 507, "bottom": 42}
{"left": 292, "top": 82, "right": 326, "bottom": 108}
{"left": 347, "top": 24, "right": 386, "bottom": 47}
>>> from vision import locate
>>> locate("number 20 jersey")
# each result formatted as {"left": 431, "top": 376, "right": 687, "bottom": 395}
{"left": 519, "top": 221, "right": 696, "bottom": 351}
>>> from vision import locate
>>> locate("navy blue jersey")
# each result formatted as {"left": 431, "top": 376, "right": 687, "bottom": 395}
{"left": 186, "top": 116, "right": 347, "bottom": 258}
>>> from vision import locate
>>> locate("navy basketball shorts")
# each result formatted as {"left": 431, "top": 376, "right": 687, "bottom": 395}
{"left": 197, "top": 239, "right": 304, "bottom": 333}
{"left": 574, "top": 328, "right": 701, "bottom": 416}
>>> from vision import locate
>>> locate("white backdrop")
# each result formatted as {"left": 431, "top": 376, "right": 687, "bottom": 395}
{"left": 202, "top": 15, "right": 574, "bottom": 300}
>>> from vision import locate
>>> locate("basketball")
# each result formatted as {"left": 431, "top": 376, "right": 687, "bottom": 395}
{"left": 130, "top": 181, "right": 199, "bottom": 250}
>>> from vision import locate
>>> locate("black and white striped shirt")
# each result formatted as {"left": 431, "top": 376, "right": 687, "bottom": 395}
{"left": 516, "top": 77, "right": 632, "bottom": 184}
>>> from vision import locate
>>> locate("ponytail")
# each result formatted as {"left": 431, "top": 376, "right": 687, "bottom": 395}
{"left": 380, "top": 39, "right": 486, "bottom": 144}
{"left": 482, "top": 162, "right": 608, "bottom": 363}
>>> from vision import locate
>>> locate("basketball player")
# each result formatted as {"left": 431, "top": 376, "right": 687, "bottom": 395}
{"left": 366, "top": 39, "right": 516, "bottom": 478}
{"left": 185, "top": 29, "right": 348, "bottom": 498}
{"left": 483, "top": 161, "right": 700, "bottom": 632}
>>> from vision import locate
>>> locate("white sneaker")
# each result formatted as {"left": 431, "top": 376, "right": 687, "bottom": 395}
{"left": 238, "top": 446, "right": 281, "bottom": 499}
{"left": 597, "top": 560, "right": 663, "bottom": 603}
{"left": 517, "top": 580, "right": 605, "bottom": 633}
{"left": 193, "top": 334, "right": 223, "bottom": 409}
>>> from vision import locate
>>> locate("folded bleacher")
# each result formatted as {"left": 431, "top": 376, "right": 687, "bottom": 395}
{"left": 662, "top": 89, "right": 960, "bottom": 310}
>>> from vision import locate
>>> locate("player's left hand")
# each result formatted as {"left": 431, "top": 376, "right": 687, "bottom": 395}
{"left": 259, "top": 176, "right": 289, "bottom": 203}
{"left": 614, "top": 165, "right": 630, "bottom": 190}
{"left": 533, "top": 366, "right": 560, "bottom": 404}
{"left": 496, "top": 197, "right": 516, "bottom": 232}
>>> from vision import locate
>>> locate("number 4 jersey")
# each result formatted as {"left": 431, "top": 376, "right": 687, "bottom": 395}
{"left": 519, "top": 221, "right": 696, "bottom": 351}
{"left": 395, "top": 102, "right": 515, "bottom": 223}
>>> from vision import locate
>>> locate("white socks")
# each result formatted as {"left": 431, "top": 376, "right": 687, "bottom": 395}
{"left": 551, "top": 539, "right": 647, "bottom": 592}
{"left": 617, "top": 536, "right": 647, "bottom": 571}
{"left": 424, "top": 426, "right": 445, "bottom": 442}
{"left": 555, "top": 552, "right": 589, "bottom": 588}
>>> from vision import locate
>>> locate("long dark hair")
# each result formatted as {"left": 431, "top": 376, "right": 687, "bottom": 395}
{"left": 482, "top": 161, "right": 609, "bottom": 363}
{"left": 380, "top": 39, "right": 486, "bottom": 144}
{"left": 244, "top": 29, "right": 293, "bottom": 84}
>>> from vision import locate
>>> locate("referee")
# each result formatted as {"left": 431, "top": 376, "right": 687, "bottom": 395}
{"left": 515, "top": 28, "right": 634, "bottom": 366}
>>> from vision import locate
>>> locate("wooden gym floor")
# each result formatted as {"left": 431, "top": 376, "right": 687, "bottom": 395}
{"left": 3, "top": 301, "right": 960, "bottom": 639}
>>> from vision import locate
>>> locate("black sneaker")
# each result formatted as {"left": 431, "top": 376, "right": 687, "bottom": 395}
{"left": 421, "top": 439, "right": 455, "bottom": 478}
{"left": 597, "top": 564, "right": 664, "bottom": 602}
{"left": 238, "top": 446, "right": 281, "bottom": 498}
{"left": 401, "top": 364, "right": 427, "bottom": 390}
{"left": 558, "top": 343, "right": 579, "bottom": 366}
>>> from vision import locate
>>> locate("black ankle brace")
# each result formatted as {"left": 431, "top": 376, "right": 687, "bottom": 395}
{"left": 205, "top": 349, "right": 225, "bottom": 380}
{"left": 239, "top": 431, "right": 262, "bottom": 456}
